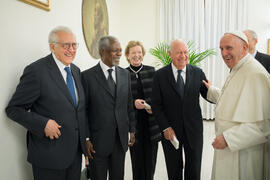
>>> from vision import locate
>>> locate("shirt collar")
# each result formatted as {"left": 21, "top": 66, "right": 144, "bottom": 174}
{"left": 99, "top": 60, "right": 116, "bottom": 72}
{"left": 252, "top": 50, "right": 258, "bottom": 57}
{"left": 52, "top": 53, "right": 70, "bottom": 70}
{"left": 171, "top": 63, "right": 186, "bottom": 74}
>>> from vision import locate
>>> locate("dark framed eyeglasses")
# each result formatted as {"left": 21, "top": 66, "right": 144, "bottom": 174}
{"left": 53, "top": 42, "right": 79, "bottom": 49}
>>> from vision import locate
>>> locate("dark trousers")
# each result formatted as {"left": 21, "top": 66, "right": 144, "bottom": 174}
{"left": 91, "top": 132, "right": 126, "bottom": 180}
{"left": 32, "top": 150, "right": 82, "bottom": 180}
{"left": 130, "top": 141, "right": 158, "bottom": 180}
{"left": 161, "top": 133, "right": 202, "bottom": 180}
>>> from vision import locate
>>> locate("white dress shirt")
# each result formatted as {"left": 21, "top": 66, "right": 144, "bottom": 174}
{"left": 163, "top": 63, "right": 187, "bottom": 133}
{"left": 171, "top": 63, "right": 186, "bottom": 84}
{"left": 52, "top": 53, "right": 78, "bottom": 104}
{"left": 252, "top": 50, "right": 258, "bottom": 57}
{"left": 99, "top": 60, "right": 116, "bottom": 83}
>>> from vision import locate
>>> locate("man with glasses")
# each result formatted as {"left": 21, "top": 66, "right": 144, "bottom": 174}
{"left": 6, "top": 26, "right": 90, "bottom": 180}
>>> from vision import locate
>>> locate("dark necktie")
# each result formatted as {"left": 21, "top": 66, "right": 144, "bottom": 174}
{"left": 107, "top": 69, "right": 116, "bottom": 97}
{"left": 64, "top": 67, "right": 77, "bottom": 106}
{"left": 177, "top": 70, "right": 184, "bottom": 98}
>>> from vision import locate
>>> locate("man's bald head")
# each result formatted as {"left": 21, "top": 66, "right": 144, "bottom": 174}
{"left": 168, "top": 39, "right": 189, "bottom": 70}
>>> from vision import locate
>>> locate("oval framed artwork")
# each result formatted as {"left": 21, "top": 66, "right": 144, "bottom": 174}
{"left": 82, "top": 0, "right": 109, "bottom": 59}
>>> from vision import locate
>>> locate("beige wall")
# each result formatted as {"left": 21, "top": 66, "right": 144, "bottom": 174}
{"left": 247, "top": 0, "right": 270, "bottom": 53}
{"left": 0, "top": 0, "right": 157, "bottom": 179}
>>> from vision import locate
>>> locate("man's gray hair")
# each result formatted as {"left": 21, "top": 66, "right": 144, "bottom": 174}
{"left": 98, "top": 36, "right": 119, "bottom": 55}
{"left": 48, "top": 26, "right": 75, "bottom": 43}
{"left": 245, "top": 29, "right": 258, "bottom": 40}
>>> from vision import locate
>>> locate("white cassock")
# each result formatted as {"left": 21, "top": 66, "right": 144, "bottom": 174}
{"left": 208, "top": 54, "right": 270, "bottom": 180}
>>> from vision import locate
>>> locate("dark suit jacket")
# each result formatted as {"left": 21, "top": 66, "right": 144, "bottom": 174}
{"left": 151, "top": 63, "right": 208, "bottom": 149}
{"left": 82, "top": 63, "right": 136, "bottom": 156}
{"left": 6, "top": 54, "right": 88, "bottom": 169}
{"left": 255, "top": 51, "right": 270, "bottom": 73}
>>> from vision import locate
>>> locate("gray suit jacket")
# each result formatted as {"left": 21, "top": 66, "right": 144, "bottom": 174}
{"left": 6, "top": 54, "right": 88, "bottom": 169}
{"left": 82, "top": 63, "right": 136, "bottom": 156}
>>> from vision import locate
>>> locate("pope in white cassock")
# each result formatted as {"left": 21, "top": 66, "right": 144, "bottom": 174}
{"left": 203, "top": 31, "right": 270, "bottom": 180}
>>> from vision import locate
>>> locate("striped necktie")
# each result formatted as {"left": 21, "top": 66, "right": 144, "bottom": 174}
{"left": 64, "top": 67, "right": 77, "bottom": 106}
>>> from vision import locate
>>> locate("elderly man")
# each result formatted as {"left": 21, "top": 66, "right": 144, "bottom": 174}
{"left": 151, "top": 39, "right": 209, "bottom": 180}
{"left": 6, "top": 26, "right": 90, "bottom": 180}
{"left": 203, "top": 31, "right": 270, "bottom": 180}
{"left": 82, "top": 36, "right": 136, "bottom": 180}
{"left": 244, "top": 29, "right": 270, "bottom": 73}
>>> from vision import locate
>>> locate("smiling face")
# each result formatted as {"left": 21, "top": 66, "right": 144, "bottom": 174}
{"left": 101, "top": 40, "right": 122, "bottom": 67}
{"left": 49, "top": 31, "right": 77, "bottom": 66}
{"left": 127, "top": 45, "right": 144, "bottom": 67}
{"left": 219, "top": 34, "right": 248, "bottom": 69}
{"left": 169, "top": 40, "right": 189, "bottom": 70}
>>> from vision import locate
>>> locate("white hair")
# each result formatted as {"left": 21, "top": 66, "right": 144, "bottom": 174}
{"left": 48, "top": 26, "right": 75, "bottom": 43}
{"left": 244, "top": 29, "right": 258, "bottom": 40}
{"left": 98, "top": 35, "right": 119, "bottom": 55}
{"left": 169, "top": 38, "right": 187, "bottom": 51}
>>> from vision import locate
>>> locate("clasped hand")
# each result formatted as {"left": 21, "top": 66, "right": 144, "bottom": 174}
{"left": 212, "top": 134, "right": 228, "bottom": 149}
{"left": 134, "top": 99, "right": 152, "bottom": 114}
{"left": 86, "top": 140, "right": 96, "bottom": 159}
{"left": 44, "top": 119, "right": 61, "bottom": 140}
{"left": 134, "top": 99, "right": 146, "bottom": 109}
{"left": 164, "top": 127, "right": 176, "bottom": 141}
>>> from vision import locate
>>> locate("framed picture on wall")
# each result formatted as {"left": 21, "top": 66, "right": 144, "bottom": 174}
{"left": 268, "top": 39, "right": 270, "bottom": 55}
{"left": 19, "top": 0, "right": 50, "bottom": 11}
{"left": 82, "top": 0, "right": 109, "bottom": 59}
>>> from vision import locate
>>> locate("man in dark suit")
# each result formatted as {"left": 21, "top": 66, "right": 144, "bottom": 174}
{"left": 82, "top": 36, "right": 136, "bottom": 180}
{"left": 6, "top": 26, "right": 90, "bottom": 180}
{"left": 151, "top": 39, "right": 209, "bottom": 180}
{"left": 244, "top": 29, "right": 270, "bottom": 73}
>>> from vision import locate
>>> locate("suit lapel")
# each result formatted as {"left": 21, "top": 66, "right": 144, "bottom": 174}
{"left": 46, "top": 55, "right": 76, "bottom": 107}
{"left": 94, "top": 63, "right": 115, "bottom": 97}
{"left": 255, "top": 52, "right": 263, "bottom": 63}
{"left": 167, "top": 64, "right": 191, "bottom": 98}
{"left": 115, "top": 66, "right": 124, "bottom": 99}
{"left": 184, "top": 64, "right": 191, "bottom": 96}
{"left": 255, "top": 52, "right": 260, "bottom": 59}
{"left": 70, "top": 64, "right": 82, "bottom": 108}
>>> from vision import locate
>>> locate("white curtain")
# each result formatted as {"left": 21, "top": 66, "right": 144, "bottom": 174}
{"left": 158, "top": 0, "right": 249, "bottom": 119}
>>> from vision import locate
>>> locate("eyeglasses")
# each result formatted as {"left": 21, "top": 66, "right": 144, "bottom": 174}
{"left": 53, "top": 42, "right": 79, "bottom": 50}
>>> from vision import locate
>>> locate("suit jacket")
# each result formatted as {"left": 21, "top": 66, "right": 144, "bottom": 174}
{"left": 255, "top": 51, "right": 270, "bottom": 73}
{"left": 151, "top": 63, "right": 208, "bottom": 149}
{"left": 6, "top": 54, "right": 88, "bottom": 169}
{"left": 82, "top": 63, "right": 136, "bottom": 156}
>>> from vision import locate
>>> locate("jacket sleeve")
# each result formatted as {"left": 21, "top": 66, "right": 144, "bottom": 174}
{"left": 223, "top": 121, "right": 269, "bottom": 151}
{"left": 81, "top": 72, "right": 91, "bottom": 139}
{"left": 5, "top": 64, "right": 48, "bottom": 137}
{"left": 127, "top": 72, "right": 136, "bottom": 133}
{"left": 151, "top": 72, "right": 170, "bottom": 131}
{"left": 207, "top": 86, "right": 221, "bottom": 103}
